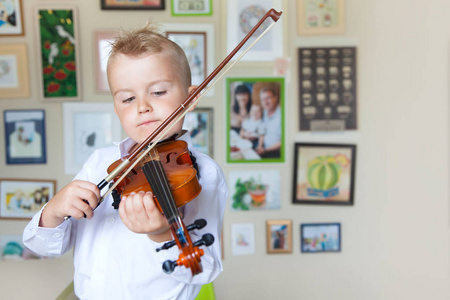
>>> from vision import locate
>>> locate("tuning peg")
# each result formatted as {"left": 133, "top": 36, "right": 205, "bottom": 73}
{"left": 162, "top": 260, "right": 178, "bottom": 274}
{"left": 186, "top": 219, "right": 207, "bottom": 231}
{"left": 193, "top": 234, "right": 215, "bottom": 247}
{"left": 156, "top": 240, "right": 176, "bottom": 252}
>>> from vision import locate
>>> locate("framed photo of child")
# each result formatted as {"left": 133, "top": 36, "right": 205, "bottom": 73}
{"left": 226, "top": 77, "right": 285, "bottom": 164}
{"left": 0, "top": 0, "right": 24, "bottom": 36}
{"left": 293, "top": 143, "right": 356, "bottom": 205}
{"left": 266, "top": 220, "right": 292, "bottom": 254}
{"left": 0, "top": 178, "right": 56, "bottom": 220}
{"left": 301, "top": 223, "right": 341, "bottom": 253}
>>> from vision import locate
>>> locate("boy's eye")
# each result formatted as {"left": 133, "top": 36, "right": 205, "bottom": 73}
{"left": 152, "top": 90, "right": 167, "bottom": 97}
{"left": 122, "top": 96, "right": 135, "bottom": 103}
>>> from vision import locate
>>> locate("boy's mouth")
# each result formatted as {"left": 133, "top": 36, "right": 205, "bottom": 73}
{"left": 138, "top": 120, "right": 157, "bottom": 127}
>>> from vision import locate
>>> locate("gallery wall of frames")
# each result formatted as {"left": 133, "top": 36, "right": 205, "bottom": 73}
{"left": 0, "top": 0, "right": 360, "bottom": 298}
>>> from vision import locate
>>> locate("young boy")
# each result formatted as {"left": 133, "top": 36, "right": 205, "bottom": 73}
{"left": 240, "top": 104, "right": 266, "bottom": 150}
{"left": 23, "top": 23, "right": 227, "bottom": 300}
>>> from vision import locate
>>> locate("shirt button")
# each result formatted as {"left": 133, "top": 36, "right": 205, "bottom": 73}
{"left": 109, "top": 217, "right": 116, "bottom": 224}
{"left": 53, "top": 233, "right": 61, "bottom": 238}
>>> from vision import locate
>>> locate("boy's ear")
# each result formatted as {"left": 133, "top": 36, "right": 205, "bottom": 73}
{"left": 187, "top": 85, "right": 199, "bottom": 112}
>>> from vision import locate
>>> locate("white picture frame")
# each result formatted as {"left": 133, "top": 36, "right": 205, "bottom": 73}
{"left": 231, "top": 223, "right": 255, "bottom": 256}
{"left": 63, "top": 103, "right": 122, "bottom": 175}
{"left": 95, "top": 31, "right": 117, "bottom": 93}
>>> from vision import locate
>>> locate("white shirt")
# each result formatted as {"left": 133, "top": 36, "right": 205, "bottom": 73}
{"left": 23, "top": 132, "right": 227, "bottom": 300}
{"left": 263, "top": 105, "right": 282, "bottom": 148}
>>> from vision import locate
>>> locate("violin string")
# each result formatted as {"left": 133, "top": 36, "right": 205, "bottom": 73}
{"left": 100, "top": 20, "right": 278, "bottom": 202}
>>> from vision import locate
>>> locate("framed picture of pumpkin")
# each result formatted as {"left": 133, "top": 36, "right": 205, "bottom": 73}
{"left": 35, "top": 6, "right": 81, "bottom": 101}
{"left": 293, "top": 143, "right": 356, "bottom": 205}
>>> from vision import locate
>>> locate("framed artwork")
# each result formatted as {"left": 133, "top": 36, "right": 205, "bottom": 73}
{"left": 171, "top": 0, "right": 212, "bottom": 16}
{"left": 297, "top": 0, "right": 345, "bottom": 36}
{"left": 0, "top": 178, "right": 56, "bottom": 220}
{"left": 226, "top": 0, "right": 283, "bottom": 61}
{"left": 229, "top": 170, "right": 280, "bottom": 211}
{"left": 226, "top": 77, "right": 285, "bottom": 163}
{"left": 0, "top": 0, "right": 24, "bottom": 36}
{"left": 0, "top": 44, "right": 30, "bottom": 99}
{"left": 183, "top": 108, "right": 213, "bottom": 156}
{"left": 95, "top": 31, "right": 117, "bottom": 93}
{"left": 298, "top": 47, "right": 357, "bottom": 131}
{"left": 266, "top": 220, "right": 292, "bottom": 254}
{"left": 231, "top": 223, "right": 255, "bottom": 256}
{"left": 163, "top": 23, "right": 214, "bottom": 91}
{"left": 101, "top": 0, "right": 165, "bottom": 10}
{"left": 293, "top": 143, "right": 356, "bottom": 205}
{"left": 35, "top": 6, "right": 81, "bottom": 101}
{"left": 301, "top": 223, "right": 341, "bottom": 253}
{"left": 4, "top": 110, "right": 47, "bottom": 164}
{"left": 1, "top": 235, "right": 42, "bottom": 260}
{"left": 63, "top": 103, "right": 122, "bottom": 175}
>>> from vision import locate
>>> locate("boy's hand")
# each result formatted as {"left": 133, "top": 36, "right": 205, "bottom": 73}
{"left": 118, "top": 191, "right": 171, "bottom": 242}
{"left": 40, "top": 180, "right": 100, "bottom": 228}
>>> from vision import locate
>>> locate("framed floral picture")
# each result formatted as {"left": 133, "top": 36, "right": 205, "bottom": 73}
{"left": 35, "top": 6, "right": 81, "bottom": 101}
{"left": 101, "top": 0, "right": 165, "bottom": 10}
{"left": 0, "top": 44, "right": 30, "bottom": 99}
{"left": 0, "top": 0, "right": 24, "bottom": 36}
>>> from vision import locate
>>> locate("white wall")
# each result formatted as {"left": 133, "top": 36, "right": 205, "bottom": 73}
{"left": 1, "top": 0, "right": 449, "bottom": 299}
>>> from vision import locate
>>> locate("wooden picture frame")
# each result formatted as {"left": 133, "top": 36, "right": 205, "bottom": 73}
{"left": 170, "top": 0, "right": 212, "bottom": 16}
{"left": 0, "top": 178, "right": 56, "bottom": 220}
{"left": 226, "top": 77, "right": 285, "bottom": 163}
{"left": 0, "top": 0, "right": 24, "bottom": 36}
{"left": 4, "top": 110, "right": 47, "bottom": 164}
{"left": 63, "top": 103, "right": 122, "bottom": 175}
{"left": 293, "top": 143, "right": 356, "bottom": 205}
{"left": 101, "top": 0, "right": 165, "bottom": 10}
{"left": 35, "top": 6, "right": 81, "bottom": 101}
{"left": 95, "top": 31, "right": 117, "bottom": 93}
{"left": 301, "top": 223, "right": 341, "bottom": 253}
{"left": 266, "top": 220, "right": 292, "bottom": 254}
{"left": 183, "top": 108, "right": 214, "bottom": 157}
{"left": 0, "top": 44, "right": 30, "bottom": 99}
{"left": 297, "top": 0, "right": 345, "bottom": 36}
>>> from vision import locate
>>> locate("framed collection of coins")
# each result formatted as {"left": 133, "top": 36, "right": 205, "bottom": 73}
{"left": 298, "top": 46, "right": 357, "bottom": 131}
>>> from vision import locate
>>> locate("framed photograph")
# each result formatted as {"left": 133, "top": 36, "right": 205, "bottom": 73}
{"left": 226, "top": 0, "right": 283, "bottom": 61}
{"left": 171, "top": 0, "right": 212, "bottom": 16}
{"left": 1, "top": 235, "right": 43, "bottom": 260}
{"left": 95, "top": 31, "right": 117, "bottom": 93}
{"left": 231, "top": 223, "right": 255, "bottom": 256}
{"left": 301, "top": 223, "right": 341, "bottom": 253}
{"left": 266, "top": 220, "right": 292, "bottom": 254}
{"left": 0, "top": 178, "right": 56, "bottom": 220}
{"left": 183, "top": 108, "right": 213, "bottom": 156}
{"left": 63, "top": 103, "right": 122, "bottom": 175}
{"left": 0, "top": 0, "right": 24, "bottom": 36}
{"left": 293, "top": 143, "right": 356, "bottom": 205}
{"left": 298, "top": 47, "right": 357, "bottom": 131}
{"left": 35, "top": 6, "right": 81, "bottom": 101}
{"left": 163, "top": 23, "right": 214, "bottom": 91}
{"left": 4, "top": 110, "right": 46, "bottom": 164}
{"left": 297, "top": 0, "right": 345, "bottom": 36}
{"left": 226, "top": 77, "right": 285, "bottom": 163}
{"left": 0, "top": 44, "right": 30, "bottom": 99}
{"left": 229, "top": 170, "right": 280, "bottom": 211}
{"left": 101, "top": 0, "right": 165, "bottom": 10}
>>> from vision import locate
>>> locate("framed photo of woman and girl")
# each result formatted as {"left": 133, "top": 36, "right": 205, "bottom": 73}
{"left": 226, "top": 77, "right": 285, "bottom": 163}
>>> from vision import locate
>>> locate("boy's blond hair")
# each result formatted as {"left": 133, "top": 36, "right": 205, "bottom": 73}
{"left": 107, "top": 22, "right": 192, "bottom": 88}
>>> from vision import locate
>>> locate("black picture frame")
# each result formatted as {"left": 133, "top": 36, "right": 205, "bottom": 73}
{"left": 101, "top": 0, "right": 165, "bottom": 10}
{"left": 301, "top": 223, "right": 341, "bottom": 253}
{"left": 293, "top": 143, "right": 356, "bottom": 205}
{"left": 4, "top": 110, "right": 47, "bottom": 164}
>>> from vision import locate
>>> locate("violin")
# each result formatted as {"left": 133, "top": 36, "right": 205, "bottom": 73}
{"left": 67, "top": 8, "right": 283, "bottom": 276}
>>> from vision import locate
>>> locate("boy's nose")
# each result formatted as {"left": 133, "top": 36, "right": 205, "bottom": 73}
{"left": 137, "top": 97, "right": 153, "bottom": 114}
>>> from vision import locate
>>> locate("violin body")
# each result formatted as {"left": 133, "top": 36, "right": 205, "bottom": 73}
{"left": 107, "top": 140, "right": 202, "bottom": 211}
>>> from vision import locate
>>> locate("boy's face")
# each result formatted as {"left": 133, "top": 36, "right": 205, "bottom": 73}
{"left": 108, "top": 53, "right": 195, "bottom": 145}
{"left": 250, "top": 105, "right": 262, "bottom": 120}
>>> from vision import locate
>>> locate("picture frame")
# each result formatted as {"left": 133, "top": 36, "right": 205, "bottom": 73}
{"left": 1, "top": 234, "right": 42, "bottom": 260}
{"left": 231, "top": 223, "right": 255, "bottom": 256}
{"left": 226, "top": 77, "right": 285, "bottom": 163}
{"left": 95, "top": 31, "right": 117, "bottom": 93}
{"left": 266, "top": 219, "right": 292, "bottom": 254}
{"left": 171, "top": 0, "right": 212, "bottom": 16}
{"left": 0, "top": 0, "right": 24, "bottom": 36}
{"left": 63, "top": 103, "right": 122, "bottom": 175}
{"left": 35, "top": 6, "right": 81, "bottom": 101}
{"left": 229, "top": 170, "right": 281, "bottom": 211}
{"left": 293, "top": 143, "right": 356, "bottom": 205}
{"left": 0, "top": 178, "right": 56, "bottom": 220}
{"left": 226, "top": 0, "right": 283, "bottom": 61}
{"left": 162, "top": 23, "right": 214, "bottom": 92}
{"left": 301, "top": 223, "right": 341, "bottom": 253}
{"left": 183, "top": 107, "right": 213, "bottom": 157}
{"left": 297, "top": 0, "right": 346, "bottom": 36}
{"left": 4, "top": 110, "right": 47, "bottom": 164}
{"left": 0, "top": 44, "right": 30, "bottom": 99}
{"left": 298, "top": 46, "right": 357, "bottom": 131}
{"left": 101, "top": 0, "right": 165, "bottom": 10}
